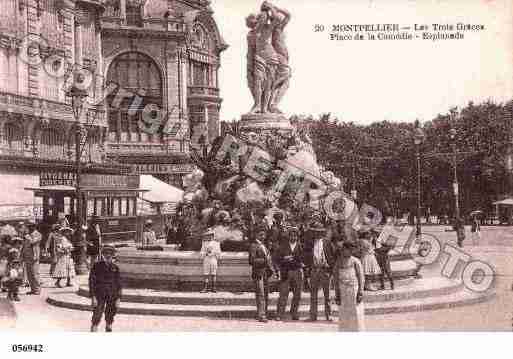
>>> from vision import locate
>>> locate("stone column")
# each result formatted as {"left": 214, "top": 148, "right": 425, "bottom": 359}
{"left": 120, "top": 0, "right": 127, "bottom": 24}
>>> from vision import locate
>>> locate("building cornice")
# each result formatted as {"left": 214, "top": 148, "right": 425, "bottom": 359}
{"left": 0, "top": 155, "right": 130, "bottom": 174}
{"left": 101, "top": 24, "right": 187, "bottom": 41}
{"left": 107, "top": 152, "right": 192, "bottom": 164}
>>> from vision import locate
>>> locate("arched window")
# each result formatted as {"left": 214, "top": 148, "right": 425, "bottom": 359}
{"left": 106, "top": 52, "right": 163, "bottom": 143}
{"left": 40, "top": 127, "right": 65, "bottom": 160}
{"left": 4, "top": 122, "right": 24, "bottom": 153}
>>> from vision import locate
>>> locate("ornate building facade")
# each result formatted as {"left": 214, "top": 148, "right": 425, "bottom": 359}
{"left": 101, "top": 0, "right": 227, "bottom": 187}
{"left": 0, "top": 0, "right": 129, "bottom": 222}
{"left": 0, "top": 0, "right": 226, "bottom": 222}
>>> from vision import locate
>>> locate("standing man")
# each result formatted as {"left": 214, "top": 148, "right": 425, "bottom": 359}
{"left": 471, "top": 215, "right": 481, "bottom": 246}
{"left": 21, "top": 220, "right": 42, "bottom": 295}
{"left": 375, "top": 230, "right": 394, "bottom": 290}
{"left": 455, "top": 217, "right": 465, "bottom": 248}
{"left": 306, "top": 221, "right": 335, "bottom": 321}
{"left": 45, "top": 223, "right": 61, "bottom": 276}
{"left": 86, "top": 216, "right": 102, "bottom": 266}
{"left": 276, "top": 226, "right": 304, "bottom": 321}
{"left": 266, "top": 211, "right": 286, "bottom": 280}
{"left": 249, "top": 228, "right": 274, "bottom": 322}
{"left": 89, "top": 245, "right": 122, "bottom": 332}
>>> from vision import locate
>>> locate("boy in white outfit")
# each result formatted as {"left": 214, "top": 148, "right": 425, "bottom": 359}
{"left": 199, "top": 230, "right": 221, "bottom": 292}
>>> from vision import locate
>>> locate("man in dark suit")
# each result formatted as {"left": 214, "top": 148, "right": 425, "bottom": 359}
{"left": 89, "top": 245, "right": 122, "bottom": 332}
{"left": 276, "top": 226, "right": 304, "bottom": 321}
{"left": 248, "top": 228, "right": 274, "bottom": 323}
{"left": 20, "top": 220, "right": 42, "bottom": 295}
{"left": 86, "top": 216, "right": 102, "bottom": 266}
{"left": 305, "top": 221, "right": 336, "bottom": 321}
{"left": 266, "top": 211, "right": 287, "bottom": 280}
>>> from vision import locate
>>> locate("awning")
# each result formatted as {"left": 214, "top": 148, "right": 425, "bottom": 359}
{"left": 25, "top": 185, "right": 76, "bottom": 192}
{"left": 493, "top": 198, "right": 513, "bottom": 205}
{"left": 139, "top": 175, "right": 184, "bottom": 204}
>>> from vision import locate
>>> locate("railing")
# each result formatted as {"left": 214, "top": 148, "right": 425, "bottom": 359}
{"left": 0, "top": 91, "right": 107, "bottom": 127}
{"left": 107, "top": 142, "right": 168, "bottom": 154}
{"left": 187, "top": 86, "right": 220, "bottom": 97}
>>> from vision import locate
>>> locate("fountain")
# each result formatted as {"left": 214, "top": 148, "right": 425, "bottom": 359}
{"left": 47, "top": 2, "right": 494, "bottom": 317}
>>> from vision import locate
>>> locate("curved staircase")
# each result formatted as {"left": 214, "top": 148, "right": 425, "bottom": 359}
{"left": 46, "top": 276, "right": 494, "bottom": 318}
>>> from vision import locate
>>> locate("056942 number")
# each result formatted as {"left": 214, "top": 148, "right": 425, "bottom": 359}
{"left": 11, "top": 344, "right": 44, "bottom": 353}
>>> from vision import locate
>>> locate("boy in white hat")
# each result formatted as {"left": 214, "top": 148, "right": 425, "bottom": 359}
{"left": 199, "top": 229, "right": 221, "bottom": 292}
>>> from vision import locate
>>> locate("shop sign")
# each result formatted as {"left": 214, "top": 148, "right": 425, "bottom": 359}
{"left": 81, "top": 174, "right": 140, "bottom": 189}
{"left": 85, "top": 190, "right": 138, "bottom": 198}
{"left": 0, "top": 205, "right": 43, "bottom": 220}
{"left": 129, "top": 163, "right": 194, "bottom": 174}
{"left": 40, "top": 171, "right": 76, "bottom": 187}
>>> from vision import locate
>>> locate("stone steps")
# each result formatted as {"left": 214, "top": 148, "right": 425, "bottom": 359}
{"left": 75, "top": 277, "right": 462, "bottom": 305}
{"left": 46, "top": 288, "right": 494, "bottom": 318}
{"left": 46, "top": 277, "right": 494, "bottom": 318}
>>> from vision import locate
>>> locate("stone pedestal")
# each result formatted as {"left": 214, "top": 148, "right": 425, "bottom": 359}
{"left": 239, "top": 113, "right": 293, "bottom": 133}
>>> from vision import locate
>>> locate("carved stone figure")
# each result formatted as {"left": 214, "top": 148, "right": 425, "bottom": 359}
{"left": 246, "top": 1, "right": 291, "bottom": 115}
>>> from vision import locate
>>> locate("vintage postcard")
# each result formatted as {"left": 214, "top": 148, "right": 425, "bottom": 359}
{"left": 0, "top": 0, "right": 512, "bottom": 350}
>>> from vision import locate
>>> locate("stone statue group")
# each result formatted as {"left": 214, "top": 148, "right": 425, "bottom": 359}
{"left": 246, "top": 1, "right": 291, "bottom": 115}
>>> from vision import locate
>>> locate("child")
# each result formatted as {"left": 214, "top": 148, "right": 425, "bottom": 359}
{"left": 359, "top": 233, "right": 381, "bottom": 291}
{"left": 2, "top": 248, "right": 24, "bottom": 301}
{"left": 199, "top": 229, "right": 221, "bottom": 293}
{"left": 0, "top": 235, "right": 11, "bottom": 292}
{"left": 52, "top": 228, "right": 76, "bottom": 288}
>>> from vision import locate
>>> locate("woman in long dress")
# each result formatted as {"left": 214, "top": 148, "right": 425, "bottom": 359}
{"left": 335, "top": 242, "right": 365, "bottom": 331}
{"left": 52, "top": 229, "right": 75, "bottom": 288}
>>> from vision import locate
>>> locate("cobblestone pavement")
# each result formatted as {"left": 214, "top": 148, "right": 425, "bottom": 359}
{"left": 1, "top": 226, "right": 512, "bottom": 332}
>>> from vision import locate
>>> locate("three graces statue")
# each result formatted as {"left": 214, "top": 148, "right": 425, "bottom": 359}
{"left": 246, "top": 1, "right": 291, "bottom": 115}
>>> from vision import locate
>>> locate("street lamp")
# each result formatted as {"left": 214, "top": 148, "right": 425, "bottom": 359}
{"left": 413, "top": 120, "right": 425, "bottom": 239}
{"left": 351, "top": 153, "right": 357, "bottom": 201}
{"left": 449, "top": 128, "right": 460, "bottom": 225}
{"left": 67, "top": 80, "right": 88, "bottom": 275}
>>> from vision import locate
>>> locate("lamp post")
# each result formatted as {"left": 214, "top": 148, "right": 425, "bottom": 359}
{"left": 449, "top": 128, "right": 461, "bottom": 225}
{"left": 351, "top": 153, "right": 357, "bottom": 201}
{"left": 413, "top": 120, "right": 425, "bottom": 239}
{"left": 67, "top": 82, "right": 88, "bottom": 275}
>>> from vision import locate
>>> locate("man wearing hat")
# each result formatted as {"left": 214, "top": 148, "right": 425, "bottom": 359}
{"left": 142, "top": 219, "right": 157, "bottom": 246}
{"left": 86, "top": 216, "right": 102, "bottom": 266}
{"left": 266, "top": 211, "right": 287, "bottom": 280}
{"left": 20, "top": 220, "right": 42, "bottom": 295}
{"left": 89, "top": 245, "right": 122, "bottom": 332}
{"left": 45, "top": 223, "right": 61, "bottom": 276}
{"left": 249, "top": 226, "right": 274, "bottom": 322}
{"left": 305, "top": 221, "right": 336, "bottom": 321}
{"left": 276, "top": 226, "right": 305, "bottom": 321}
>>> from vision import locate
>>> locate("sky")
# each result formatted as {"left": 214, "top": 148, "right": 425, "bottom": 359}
{"left": 211, "top": 0, "right": 513, "bottom": 125}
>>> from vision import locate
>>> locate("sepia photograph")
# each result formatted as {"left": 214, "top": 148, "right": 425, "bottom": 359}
{"left": 0, "top": 0, "right": 512, "bottom": 351}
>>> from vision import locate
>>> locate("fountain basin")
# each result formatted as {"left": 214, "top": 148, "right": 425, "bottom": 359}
{"left": 116, "top": 247, "right": 419, "bottom": 291}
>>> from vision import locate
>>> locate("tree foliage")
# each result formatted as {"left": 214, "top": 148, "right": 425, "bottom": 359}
{"left": 293, "top": 100, "right": 513, "bottom": 219}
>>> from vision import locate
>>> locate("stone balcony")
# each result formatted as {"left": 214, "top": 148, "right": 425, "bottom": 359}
{"left": 0, "top": 91, "right": 107, "bottom": 127}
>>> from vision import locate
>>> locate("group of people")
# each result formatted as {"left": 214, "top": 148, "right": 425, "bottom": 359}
{"left": 193, "top": 209, "right": 394, "bottom": 331}
{"left": 246, "top": 213, "right": 394, "bottom": 331}
{"left": 0, "top": 221, "right": 43, "bottom": 301}
{"left": 0, "top": 218, "right": 97, "bottom": 301}
{"left": 0, "top": 216, "right": 122, "bottom": 333}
